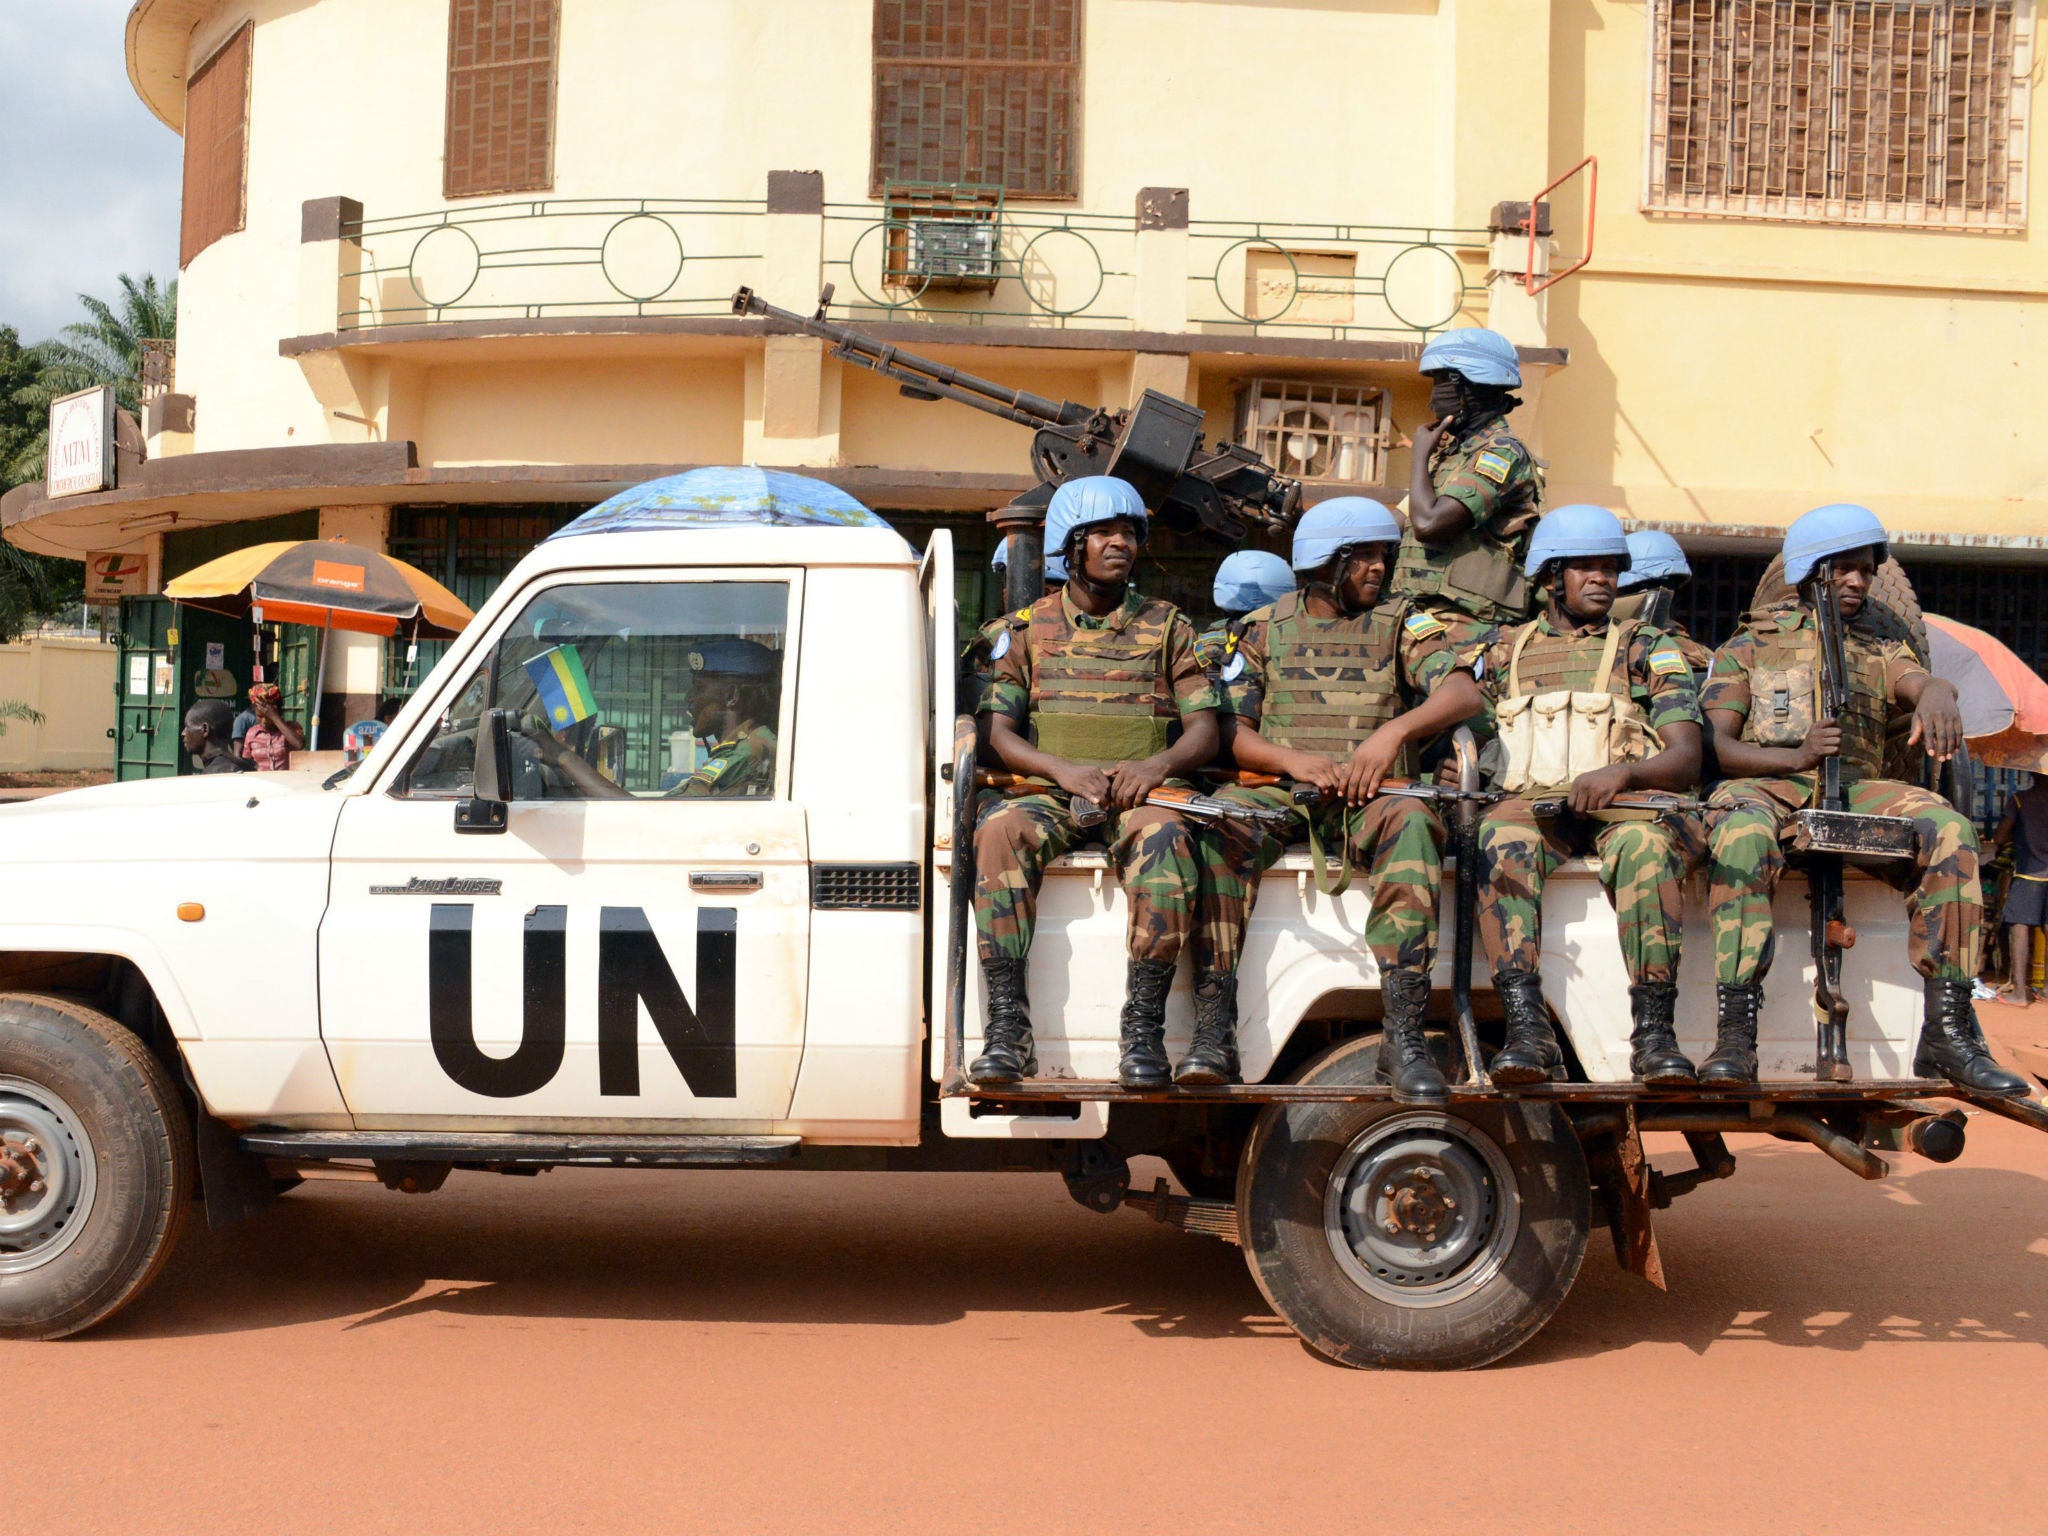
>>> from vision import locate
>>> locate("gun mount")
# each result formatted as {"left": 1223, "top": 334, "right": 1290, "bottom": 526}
{"left": 732, "top": 287, "right": 1301, "bottom": 576}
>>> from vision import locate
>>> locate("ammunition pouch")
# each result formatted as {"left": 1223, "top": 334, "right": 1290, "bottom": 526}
{"left": 1497, "top": 620, "right": 1659, "bottom": 795}
{"left": 1443, "top": 545, "right": 1528, "bottom": 615}
{"left": 1750, "top": 663, "right": 1818, "bottom": 749}
{"left": 1031, "top": 711, "right": 1170, "bottom": 767}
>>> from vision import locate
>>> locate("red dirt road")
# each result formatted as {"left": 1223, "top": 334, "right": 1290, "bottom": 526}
{"left": 11, "top": 1105, "right": 2048, "bottom": 1536}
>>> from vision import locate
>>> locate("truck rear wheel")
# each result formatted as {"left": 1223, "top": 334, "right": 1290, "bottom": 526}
{"left": 1237, "top": 1034, "right": 1589, "bottom": 1370}
{"left": 0, "top": 994, "right": 193, "bottom": 1339}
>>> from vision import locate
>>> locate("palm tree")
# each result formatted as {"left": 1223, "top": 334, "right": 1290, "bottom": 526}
{"left": 7, "top": 273, "right": 178, "bottom": 485}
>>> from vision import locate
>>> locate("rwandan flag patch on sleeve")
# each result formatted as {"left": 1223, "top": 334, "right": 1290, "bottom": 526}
{"left": 1647, "top": 643, "right": 1690, "bottom": 677}
{"left": 1403, "top": 610, "right": 1447, "bottom": 639}
{"left": 1472, "top": 449, "right": 1514, "bottom": 485}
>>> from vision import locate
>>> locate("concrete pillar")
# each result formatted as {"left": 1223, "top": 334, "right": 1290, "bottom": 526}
{"left": 297, "top": 197, "right": 372, "bottom": 426}
{"left": 143, "top": 393, "right": 195, "bottom": 459}
{"left": 1132, "top": 187, "right": 1189, "bottom": 334}
{"left": 1485, "top": 199, "right": 1551, "bottom": 347}
{"left": 315, "top": 504, "right": 393, "bottom": 739}
{"left": 750, "top": 171, "right": 842, "bottom": 466}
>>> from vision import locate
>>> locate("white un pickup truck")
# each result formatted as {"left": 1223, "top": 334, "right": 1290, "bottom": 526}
{"left": 0, "top": 508, "right": 2041, "bottom": 1368}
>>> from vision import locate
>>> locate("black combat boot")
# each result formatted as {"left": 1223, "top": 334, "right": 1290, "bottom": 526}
{"left": 1376, "top": 968, "right": 1447, "bottom": 1105}
{"left": 1173, "top": 970, "right": 1240, "bottom": 1086}
{"left": 1699, "top": 984, "right": 1761, "bottom": 1086}
{"left": 967, "top": 956, "right": 1036, "bottom": 1087}
{"left": 1628, "top": 981, "right": 1697, "bottom": 1087}
{"left": 1489, "top": 969, "right": 1563, "bottom": 1085}
{"left": 1915, "top": 977, "right": 2029, "bottom": 1096}
{"left": 1118, "top": 958, "right": 1176, "bottom": 1090}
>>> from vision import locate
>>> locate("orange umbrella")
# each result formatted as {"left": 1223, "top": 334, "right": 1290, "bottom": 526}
{"left": 1925, "top": 613, "right": 2048, "bottom": 771}
{"left": 163, "top": 539, "right": 472, "bottom": 639}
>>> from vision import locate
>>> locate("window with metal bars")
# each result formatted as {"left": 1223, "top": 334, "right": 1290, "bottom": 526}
{"left": 1645, "top": 1, "right": 2032, "bottom": 230}
{"left": 871, "top": 0, "right": 1082, "bottom": 198}
{"left": 180, "top": 26, "right": 250, "bottom": 266}
{"left": 444, "top": 0, "right": 559, "bottom": 200}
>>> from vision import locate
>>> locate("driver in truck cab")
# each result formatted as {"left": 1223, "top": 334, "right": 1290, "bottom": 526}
{"left": 970, "top": 476, "right": 1221, "bottom": 1092}
{"left": 1699, "top": 503, "right": 2026, "bottom": 1095}
{"left": 1201, "top": 498, "right": 1486, "bottom": 1101}
{"left": 1471, "top": 504, "right": 1709, "bottom": 1089}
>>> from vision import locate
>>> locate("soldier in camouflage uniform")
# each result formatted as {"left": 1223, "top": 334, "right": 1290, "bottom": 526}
{"left": 1699, "top": 504, "right": 2025, "bottom": 1094}
{"left": 959, "top": 539, "right": 1067, "bottom": 717}
{"left": 1195, "top": 549, "right": 1295, "bottom": 677}
{"left": 1200, "top": 499, "right": 1484, "bottom": 1099}
{"left": 1390, "top": 327, "right": 1545, "bottom": 657}
{"left": 1472, "top": 506, "right": 1708, "bottom": 1087}
{"left": 1614, "top": 529, "right": 1714, "bottom": 682}
{"left": 971, "top": 477, "right": 1221, "bottom": 1091}
{"left": 533, "top": 638, "right": 779, "bottom": 799}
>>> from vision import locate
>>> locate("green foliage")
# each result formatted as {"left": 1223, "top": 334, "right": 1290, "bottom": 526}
{"left": 8, "top": 273, "right": 178, "bottom": 485}
{"left": 0, "top": 700, "right": 44, "bottom": 740}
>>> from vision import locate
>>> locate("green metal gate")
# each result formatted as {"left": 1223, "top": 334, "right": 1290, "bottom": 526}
{"left": 114, "top": 597, "right": 317, "bottom": 781}
{"left": 114, "top": 598, "right": 179, "bottom": 781}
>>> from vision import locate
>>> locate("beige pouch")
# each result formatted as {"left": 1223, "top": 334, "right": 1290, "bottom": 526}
{"left": 1749, "top": 664, "right": 1816, "bottom": 749}
{"left": 1526, "top": 692, "right": 1574, "bottom": 790}
{"left": 1496, "top": 693, "right": 1536, "bottom": 791}
{"left": 1566, "top": 690, "right": 1615, "bottom": 781}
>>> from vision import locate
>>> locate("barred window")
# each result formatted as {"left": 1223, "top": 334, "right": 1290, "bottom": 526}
{"left": 444, "top": 0, "right": 559, "bottom": 200}
{"left": 180, "top": 26, "right": 250, "bottom": 266}
{"left": 871, "top": 0, "right": 1082, "bottom": 198}
{"left": 1646, "top": 1, "right": 2032, "bottom": 230}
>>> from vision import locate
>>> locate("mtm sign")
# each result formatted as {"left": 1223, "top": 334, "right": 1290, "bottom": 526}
{"left": 46, "top": 385, "right": 116, "bottom": 499}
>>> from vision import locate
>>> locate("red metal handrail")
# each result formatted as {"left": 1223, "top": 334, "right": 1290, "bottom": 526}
{"left": 1526, "top": 155, "right": 1597, "bottom": 297}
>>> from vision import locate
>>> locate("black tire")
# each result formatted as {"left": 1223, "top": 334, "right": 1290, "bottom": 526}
{"left": 0, "top": 993, "right": 194, "bottom": 1340}
{"left": 1237, "top": 1034, "right": 1589, "bottom": 1370}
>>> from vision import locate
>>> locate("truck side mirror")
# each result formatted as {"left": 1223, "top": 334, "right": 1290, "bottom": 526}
{"left": 455, "top": 707, "right": 512, "bottom": 834}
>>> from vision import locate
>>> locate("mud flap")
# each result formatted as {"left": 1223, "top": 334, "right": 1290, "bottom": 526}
{"left": 1601, "top": 1106, "right": 1667, "bottom": 1291}
{"left": 194, "top": 1105, "right": 278, "bottom": 1230}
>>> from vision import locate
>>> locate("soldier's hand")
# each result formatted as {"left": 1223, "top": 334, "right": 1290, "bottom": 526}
{"left": 1283, "top": 750, "right": 1344, "bottom": 797}
{"left": 1793, "top": 722, "right": 1843, "bottom": 771}
{"left": 1411, "top": 415, "right": 1452, "bottom": 461}
{"left": 1567, "top": 763, "right": 1633, "bottom": 814}
{"left": 1339, "top": 728, "right": 1406, "bottom": 806}
{"left": 1909, "top": 694, "right": 1964, "bottom": 762}
{"left": 1053, "top": 763, "right": 1113, "bottom": 806}
{"left": 1105, "top": 756, "right": 1169, "bottom": 811}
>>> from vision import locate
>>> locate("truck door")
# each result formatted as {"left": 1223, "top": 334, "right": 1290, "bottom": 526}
{"left": 319, "top": 569, "right": 809, "bottom": 1126}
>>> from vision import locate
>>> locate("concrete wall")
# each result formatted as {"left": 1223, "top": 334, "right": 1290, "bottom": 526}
{"left": 0, "top": 640, "right": 117, "bottom": 773}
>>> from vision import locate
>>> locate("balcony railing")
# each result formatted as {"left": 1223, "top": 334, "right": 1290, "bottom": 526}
{"left": 335, "top": 193, "right": 1492, "bottom": 342}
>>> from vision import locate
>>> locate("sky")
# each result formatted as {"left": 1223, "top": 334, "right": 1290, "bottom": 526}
{"left": 0, "top": 0, "right": 184, "bottom": 344}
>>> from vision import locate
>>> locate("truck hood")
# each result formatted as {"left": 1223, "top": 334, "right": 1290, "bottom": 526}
{"left": 0, "top": 770, "right": 348, "bottom": 874}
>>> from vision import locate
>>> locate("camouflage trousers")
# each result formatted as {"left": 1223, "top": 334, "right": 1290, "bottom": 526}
{"left": 974, "top": 790, "right": 1199, "bottom": 963}
{"left": 1197, "top": 787, "right": 1446, "bottom": 978}
{"left": 1477, "top": 798, "right": 1706, "bottom": 985}
{"left": 1705, "top": 776, "right": 1981, "bottom": 986}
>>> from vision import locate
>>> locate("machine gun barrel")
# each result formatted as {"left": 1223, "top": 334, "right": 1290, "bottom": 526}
{"left": 1807, "top": 556, "right": 1855, "bottom": 1082}
{"left": 733, "top": 286, "right": 1093, "bottom": 431}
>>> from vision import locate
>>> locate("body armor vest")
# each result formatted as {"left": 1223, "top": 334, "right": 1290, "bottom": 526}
{"left": 1389, "top": 423, "right": 1543, "bottom": 623}
{"left": 1739, "top": 606, "right": 1889, "bottom": 785}
{"left": 1258, "top": 591, "right": 1410, "bottom": 771}
{"left": 1495, "top": 616, "right": 1659, "bottom": 794}
{"left": 1026, "top": 593, "right": 1180, "bottom": 765}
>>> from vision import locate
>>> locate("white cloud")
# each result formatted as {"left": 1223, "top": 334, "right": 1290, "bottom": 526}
{"left": 0, "top": 0, "right": 183, "bottom": 343}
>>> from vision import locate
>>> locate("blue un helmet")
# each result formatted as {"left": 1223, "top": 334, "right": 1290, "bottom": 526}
{"left": 1418, "top": 326, "right": 1522, "bottom": 388}
{"left": 1291, "top": 497, "right": 1404, "bottom": 572}
{"left": 1783, "top": 503, "right": 1890, "bottom": 587}
{"left": 1212, "top": 551, "right": 1295, "bottom": 615}
{"left": 1043, "top": 550, "right": 1069, "bottom": 584}
{"left": 693, "top": 638, "right": 779, "bottom": 678}
{"left": 990, "top": 536, "right": 1011, "bottom": 575}
{"left": 1043, "top": 476, "right": 1147, "bottom": 560}
{"left": 1525, "top": 504, "right": 1631, "bottom": 583}
{"left": 1616, "top": 529, "right": 1692, "bottom": 593}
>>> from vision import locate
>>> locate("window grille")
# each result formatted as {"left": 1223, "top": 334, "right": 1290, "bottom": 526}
{"left": 180, "top": 26, "right": 250, "bottom": 266}
{"left": 444, "top": 0, "right": 559, "bottom": 200}
{"left": 871, "top": 0, "right": 1082, "bottom": 198}
{"left": 1645, "top": 1, "right": 2031, "bottom": 230}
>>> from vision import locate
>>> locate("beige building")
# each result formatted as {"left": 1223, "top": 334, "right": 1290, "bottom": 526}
{"left": 5, "top": 0, "right": 2045, "bottom": 758}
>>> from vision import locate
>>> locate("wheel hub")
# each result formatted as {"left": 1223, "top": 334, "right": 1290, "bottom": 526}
{"left": 0, "top": 1078, "right": 96, "bottom": 1274}
{"left": 1324, "top": 1112, "right": 1520, "bottom": 1308}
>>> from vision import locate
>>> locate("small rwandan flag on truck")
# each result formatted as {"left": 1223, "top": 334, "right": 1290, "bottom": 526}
{"left": 524, "top": 645, "right": 597, "bottom": 728}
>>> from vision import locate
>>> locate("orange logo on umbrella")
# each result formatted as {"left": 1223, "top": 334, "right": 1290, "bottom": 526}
{"left": 311, "top": 560, "right": 367, "bottom": 592}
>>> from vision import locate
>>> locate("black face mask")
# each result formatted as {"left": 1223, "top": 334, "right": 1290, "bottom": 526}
{"left": 1428, "top": 375, "right": 1464, "bottom": 422}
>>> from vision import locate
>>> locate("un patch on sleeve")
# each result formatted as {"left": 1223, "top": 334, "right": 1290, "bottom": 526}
{"left": 1220, "top": 652, "right": 1246, "bottom": 683}
{"left": 1472, "top": 449, "right": 1514, "bottom": 485}
{"left": 990, "top": 630, "right": 1011, "bottom": 661}
{"left": 1647, "top": 643, "right": 1690, "bottom": 677}
{"left": 1403, "top": 609, "right": 1447, "bottom": 639}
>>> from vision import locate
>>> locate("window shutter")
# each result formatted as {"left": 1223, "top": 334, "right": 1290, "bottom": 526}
{"left": 179, "top": 25, "right": 250, "bottom": 267}
{"left": 444, "top": 0, "right": 559, "bottom": 199}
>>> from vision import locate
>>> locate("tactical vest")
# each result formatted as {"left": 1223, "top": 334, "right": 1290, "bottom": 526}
{"left": 1389, "top": 426, "right": 1543, "bottom": 623}
{"left": 1257, "top": 591, "right": 1411, "bottom": 772}
{"left": 1027, "top": 593, "right": 1180, "bottom": 765}
{"left": 1495, "top": 617, "right": 1659, "bottom": 794}
{"left": 1739, "top": 605, "right": 1889, "bottom": 784}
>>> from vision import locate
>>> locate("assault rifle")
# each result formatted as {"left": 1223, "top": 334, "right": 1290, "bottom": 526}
{"left": 732, "top": 287, "right": 1300, "bottom": 570}
{"left": 1798, "top": 558, "right": 1918, "bottom": 1082}
{"left": 1209, "top": 769, "right": 1495, "bottom": 808}
{"left": 1529, "top": 790, "right": 1701, "bottom": 823}
{"left": 975, "top": 771, "right": 1295, "bottom": 832}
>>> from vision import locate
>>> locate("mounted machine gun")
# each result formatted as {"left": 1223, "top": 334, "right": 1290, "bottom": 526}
{"left": 733, "top": 286, "right": 1301, "bottom": 609}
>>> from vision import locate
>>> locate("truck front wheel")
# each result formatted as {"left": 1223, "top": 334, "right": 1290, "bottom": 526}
{"left": 1238, "top": 1034, "right": 1589, "bottom": 1370}
{"left": 0, "top": 994, "right": 194, "bottom": 1339}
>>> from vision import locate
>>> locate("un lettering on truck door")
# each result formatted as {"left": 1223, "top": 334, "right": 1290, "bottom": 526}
{"left": 319, "top": 574, "right": 808, "bottom": 1123}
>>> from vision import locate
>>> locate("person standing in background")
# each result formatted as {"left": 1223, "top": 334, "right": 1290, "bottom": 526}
{"left": 240, "top": 683, "right": 304, "bottom": 772}
{"left": 1991, "top": 775, "right": 2048, "bottom": 1007}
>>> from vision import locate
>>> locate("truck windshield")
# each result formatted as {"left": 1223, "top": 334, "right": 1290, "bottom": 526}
{"left": 397, "top": 578, "right": 791, "bottom": 800}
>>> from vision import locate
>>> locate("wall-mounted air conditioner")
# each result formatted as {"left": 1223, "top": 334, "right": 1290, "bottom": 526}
{"left": 1235, "top": 379, "right": 1392, "bottom": 485}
